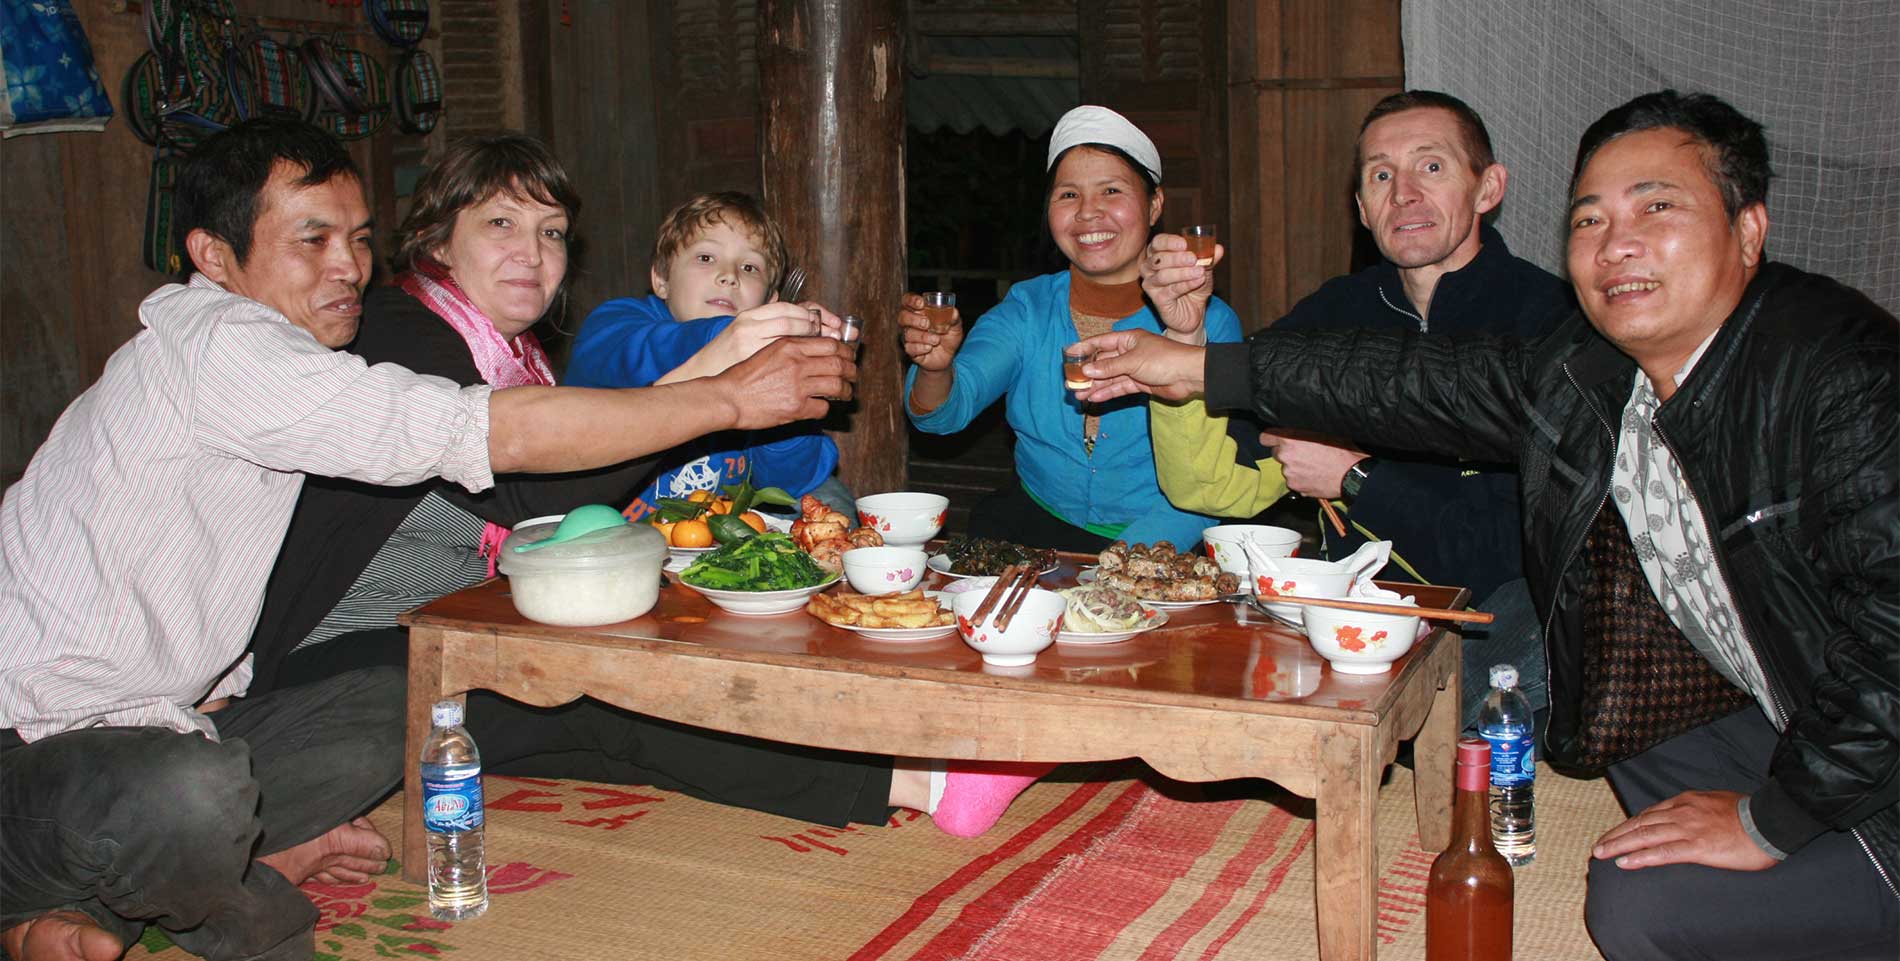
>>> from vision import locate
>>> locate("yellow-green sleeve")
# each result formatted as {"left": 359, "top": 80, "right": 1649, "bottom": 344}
{"left": 1149, "top": 398, "right": 1290, "bottom": 519}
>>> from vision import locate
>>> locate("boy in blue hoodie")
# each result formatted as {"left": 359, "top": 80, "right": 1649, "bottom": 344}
{"left": 568, "top": 192, "right": 851, "bottom": 518}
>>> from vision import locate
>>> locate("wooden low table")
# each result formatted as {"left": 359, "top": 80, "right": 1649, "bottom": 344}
{"left": 400, "top": 564, "right": 1464, "bottom": 961}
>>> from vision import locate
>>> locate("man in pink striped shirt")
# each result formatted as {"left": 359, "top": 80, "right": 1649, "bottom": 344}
{"left": 0, "top": 118, "right": 857, "bottom": 961}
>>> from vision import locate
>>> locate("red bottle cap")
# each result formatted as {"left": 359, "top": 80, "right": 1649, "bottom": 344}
{"left": 1456, "top": 737, "right": 1491, "bottom": 791}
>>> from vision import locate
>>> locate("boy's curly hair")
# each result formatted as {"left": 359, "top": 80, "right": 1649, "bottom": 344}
{"left": 651, "top": 192, "right": 787, "bottom": 291}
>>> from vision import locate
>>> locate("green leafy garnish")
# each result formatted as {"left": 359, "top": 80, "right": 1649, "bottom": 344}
{"left": 751, "top": 486, "right": 797, "bottom": 508}
{"left": 679, "top": 533, "right": 831, "bottom": 591}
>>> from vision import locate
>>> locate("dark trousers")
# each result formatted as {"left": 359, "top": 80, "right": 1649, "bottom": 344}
{"left": 0, "top": 666, "right": 405, "bottom": 960}
{"left": 1585, "top": 707, "right": 1900, "bottom": 961}
{"left": 965, "top": 481, "right": 1118, "bottom": 554}
{"left": 1455, "top": 578, "right": 1548, "bottom": 731}
{"left": 278, "top": 630, "right": 894, "bottom": 828}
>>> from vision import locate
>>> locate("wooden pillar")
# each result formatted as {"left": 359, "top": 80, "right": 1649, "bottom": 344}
{"left": 758, "top": 0, "right": 908, "bottom": 498}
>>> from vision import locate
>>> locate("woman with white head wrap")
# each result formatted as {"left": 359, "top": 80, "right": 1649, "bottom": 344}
{"left": 900, "top": 105, "right": 1243, "bottom": 552}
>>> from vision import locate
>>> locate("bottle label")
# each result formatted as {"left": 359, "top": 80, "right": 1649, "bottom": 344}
{"left": 1480, "top": 726, "right": 1535, "bottom": 787}
{"left": 422, "top": 768, "right": 484, "bottom": 834}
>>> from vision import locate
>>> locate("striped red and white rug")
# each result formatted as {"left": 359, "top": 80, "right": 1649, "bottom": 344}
{"left": 133, "top": 761, "right": 1619, "bottom": 961}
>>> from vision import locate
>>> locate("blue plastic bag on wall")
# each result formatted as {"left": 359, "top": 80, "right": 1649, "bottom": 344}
{"left": 0, "top": 0, "right": 114, "bottom": 137}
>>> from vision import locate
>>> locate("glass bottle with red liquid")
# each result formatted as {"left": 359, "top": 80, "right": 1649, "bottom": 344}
{"left": 1427, "top": 737, "right": 1513, "bottom": 960}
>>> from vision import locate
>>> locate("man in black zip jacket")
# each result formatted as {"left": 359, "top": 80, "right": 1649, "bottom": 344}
{"left": 1149, "top": 90, "right": 1572, "bottom": 731}
{"left": 1080, "top": 90, "right": 1897, "bottom": 959}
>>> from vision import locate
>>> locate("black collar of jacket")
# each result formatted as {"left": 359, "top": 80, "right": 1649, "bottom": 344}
{"left": 1370, "top": 223, "right": 1517, "bottom": 323}
{"left": 1662, "top": 263, "right": 1783, "bottom": 414}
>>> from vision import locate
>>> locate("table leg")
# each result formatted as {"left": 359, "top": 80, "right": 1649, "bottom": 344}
{"left": 1315, "top": 724, "right": 1379, "bottom": 961}
{"left": 402, "top": 627, "right": 450, "bottom": 884}
{"left": 1413, "top": 654, "right": 1460, "bottom": 852}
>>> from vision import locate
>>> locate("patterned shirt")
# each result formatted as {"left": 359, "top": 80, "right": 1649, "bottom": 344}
{"left": 0, "top": 276, "right": 495, "bottom": 742}
{"left": 299, "top": 492, "right": 489, "bottom": 651}
{"left": 1610, "top": 334, "right": 1776, "bottom": 723}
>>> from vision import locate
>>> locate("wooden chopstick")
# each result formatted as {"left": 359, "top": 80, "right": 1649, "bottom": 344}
{"left": 1319, "top": 498, "right": 1348, "bottom": 537}
{"left": 994, "top": 566, "right": 1041, "bottom": 631}
{"left": 1266, "top": 593, "right": 1495, "bottom": 624}
{"left": 971, "top": 564, "right": 1027, "bottom": 624}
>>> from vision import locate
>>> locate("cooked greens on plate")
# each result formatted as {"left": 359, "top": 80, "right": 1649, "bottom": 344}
{"left": 679, "top": 533, "right": 831, "bottom": 591}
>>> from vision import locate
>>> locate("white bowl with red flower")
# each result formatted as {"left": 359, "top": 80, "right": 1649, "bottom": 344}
{"left": 841, "top": 546, "right": 928, "bottom": 595}
{"left": 1252, "top": 556, "right": 1357, "bottom": 619}
{"left": 854, "top": 492, "right": 949, "bottom": 548}
{"left": 1302, "top": 595, "right": 1425, "bottom": 674}
{"left": 952, "top": 587, "right": 1067, "bottom": 667}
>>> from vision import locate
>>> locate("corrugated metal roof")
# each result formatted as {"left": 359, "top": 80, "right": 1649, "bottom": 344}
{"left": 906, "top": 36, "right": 1079, "bottom": 138}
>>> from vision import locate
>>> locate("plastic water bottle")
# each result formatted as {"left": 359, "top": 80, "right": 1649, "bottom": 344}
{"left": 1478, "top": 664, "right": 1536, "bottom": 866}
{"left": 421, "top": 699, "right": 488, "bottom": 919}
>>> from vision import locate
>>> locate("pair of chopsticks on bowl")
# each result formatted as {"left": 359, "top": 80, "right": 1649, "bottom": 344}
{"left": 1224, "top": 592, "right": 1495, "bottom": 624}
{"left": 972, "top": 563, "right": 1040, "bottom": 631}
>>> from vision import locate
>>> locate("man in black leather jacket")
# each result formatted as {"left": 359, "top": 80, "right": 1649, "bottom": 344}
{"left": 1081, "top": 90, "right": 1897, "bottom": 959}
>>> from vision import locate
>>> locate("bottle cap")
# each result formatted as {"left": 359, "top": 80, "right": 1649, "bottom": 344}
{"left": 1456, "top": 737, "right": 1492, "bottom": 790}
{"left": 431, "top": 699, "right": 464, "bottom": 728}
{"left": 1456, "top": 737, "right": 1492, "bottom": 768}
{"left": 1489, "top": 664, "right": 1519, "bottom": 689}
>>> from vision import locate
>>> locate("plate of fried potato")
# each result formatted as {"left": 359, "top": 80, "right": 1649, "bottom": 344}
{"left": 806, "top": 589, "right": 957, "bottom": 641}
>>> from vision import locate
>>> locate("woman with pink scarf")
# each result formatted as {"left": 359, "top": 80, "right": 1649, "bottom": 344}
{"left": 245, "top": 135, "right": 1044, "bottom": 839}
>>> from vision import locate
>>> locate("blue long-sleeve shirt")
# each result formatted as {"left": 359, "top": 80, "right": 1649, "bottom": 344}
{"left": 905, "top": 271, "right": 1241, "bottom": 548}
{"left": 566, "top": 294, "right": 839, "bottom": 519}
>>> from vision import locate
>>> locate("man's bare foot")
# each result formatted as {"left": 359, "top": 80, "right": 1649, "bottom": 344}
{"left": 257, "top": 817, "right": 390, "bottom": 886}
{"left": 1, "top": 910, "right": 123, "bottom": 961}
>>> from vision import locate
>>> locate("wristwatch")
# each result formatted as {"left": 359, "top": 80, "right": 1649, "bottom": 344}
{"left": 1341, "top": 458, "right": 1377, "bottom": 501}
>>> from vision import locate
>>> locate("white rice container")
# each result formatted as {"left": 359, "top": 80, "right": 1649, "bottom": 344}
{"left": 497, "top": 518, "right": 666, "bottom": 626}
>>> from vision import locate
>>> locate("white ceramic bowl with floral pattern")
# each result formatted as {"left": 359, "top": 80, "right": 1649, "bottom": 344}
{"left": 854, "top": 492, "right": 949, "bottom": 548}
{"left": 952, "top": 587, "right": 1066, "bottom": 667}
{"left": 1301, "top": 604, "right": 1422, "bottom": 674}
{"left": 841, "top": 546, "right": 928, "bottom": 595}
{"left": 1202, "top": 524, "right": 1302, "bottom": 580}
{"left": 1253, "top": 556, "right": 1356, "bottom": 618}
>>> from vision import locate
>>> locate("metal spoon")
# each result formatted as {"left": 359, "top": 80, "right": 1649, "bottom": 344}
{"left": 1220, "top": 593, "right": 1304, "bottom": 631}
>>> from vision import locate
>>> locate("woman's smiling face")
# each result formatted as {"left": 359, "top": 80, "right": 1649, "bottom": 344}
{"left": 1046, "top": 146, "right": 1162, "bottom": 285}
{"left": 433, "top": 189, "right": 570, "bottom": 339}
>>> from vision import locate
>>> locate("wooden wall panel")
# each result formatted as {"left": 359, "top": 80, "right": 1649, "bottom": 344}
{"left": 540, "top": 0, "right": 662, "bottom": 345}
{"left": 651, "top": 0, "right": 763, "bottom": 216}
{"left": 0, "top": 0, "right": 452, "bottom": 484}
{"left": 1227, "top": 0, "right": 1402, "bottom": 329}
{"left": 440, "top": 0, "right": 512, "bottom": 137}
{"left": 1, "top": 135, "right": 83, "bottom": 487}
{"left": 1080, "top": 0, "right": 1227, "bottom": 286}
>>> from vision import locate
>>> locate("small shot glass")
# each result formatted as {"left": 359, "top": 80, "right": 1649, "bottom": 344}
{"left": 838, "top": 314, "right": 863, "bottom": 344}
{"left": 1182, "top": 224, "right": 1218, "bottom": 267}
{"left": 1062, "top": 343, "right": 1097, "bottom": 390}
{"left": 921, "top": 291, "right": 956, "bottom": 334}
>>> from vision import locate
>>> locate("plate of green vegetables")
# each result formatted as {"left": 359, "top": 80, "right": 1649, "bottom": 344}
{"left": 677, "top": 533, "right": 839, "bottom": 615}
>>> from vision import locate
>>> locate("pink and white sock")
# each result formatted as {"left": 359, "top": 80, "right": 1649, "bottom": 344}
{"left": 928, "top": 761, "right": 1056, "bottom": 838}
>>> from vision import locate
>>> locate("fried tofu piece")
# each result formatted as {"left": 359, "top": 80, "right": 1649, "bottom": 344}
{"left": 808, "top": 589, "right": 951, "bottom": 628}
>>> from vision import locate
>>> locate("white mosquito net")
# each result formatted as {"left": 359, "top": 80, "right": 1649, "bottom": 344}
{"left": 1403, "top": 0, "right": 1900, "bottom": 313}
